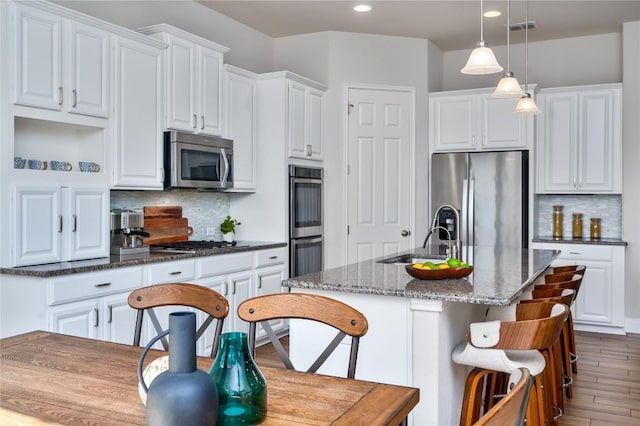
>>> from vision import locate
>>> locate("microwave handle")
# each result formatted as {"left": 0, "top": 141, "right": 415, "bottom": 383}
{"left": 221, "top": 148, "right": 230, "bottom": 186}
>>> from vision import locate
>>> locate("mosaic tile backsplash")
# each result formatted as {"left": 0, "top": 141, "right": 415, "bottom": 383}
{"left": 535, "top": 194, "right": 622, "bottom": 238}
{"left": 110, "top": 190, "right": 230, "bottom": 240}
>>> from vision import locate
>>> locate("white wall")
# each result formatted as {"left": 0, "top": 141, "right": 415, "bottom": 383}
{"left": 54, "top": 0, "right": 274, "bottom": 73}
{"left": 442, "top": 33, "right": 622, "bottom": 91}
{"left": 623, "top": 21, "right": 640, "bottom": 332}
{"left": 274, "top": 31, "right": 430, "bottom": 269}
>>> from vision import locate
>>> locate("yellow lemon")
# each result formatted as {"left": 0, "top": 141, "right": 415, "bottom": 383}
{"left": 438, "top": 263, "right": 450, "bottom": 269}
{"left": 412, "top": 263, "right": 423, "bottom": 269}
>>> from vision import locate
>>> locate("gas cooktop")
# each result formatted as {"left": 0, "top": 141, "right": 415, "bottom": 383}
{"left": 150, "top": 240, "right": 249, "bottom": 254}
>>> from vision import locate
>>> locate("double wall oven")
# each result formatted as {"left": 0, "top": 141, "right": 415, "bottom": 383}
{"left": 289, "top": 165, "right": 323, "bottom": 277}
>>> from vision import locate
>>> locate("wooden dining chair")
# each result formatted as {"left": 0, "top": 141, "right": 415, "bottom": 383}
{"left": 237, "top": 293, "right": 368, "bottom": 379}
{"left": 128, "top": 283, "right": 230, "bottom": 358}
{"left": 474, "top": 367, "right": 532, "bottom": 426}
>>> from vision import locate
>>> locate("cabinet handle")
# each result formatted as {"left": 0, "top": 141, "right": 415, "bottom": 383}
{"left": 482, "top": 136, "right": 486, "bottom": 146}
{"left": 58, "top": 215, "right": 63, "bottom": 233}
{"left": 224, "top": 282, "right": 228, "bottom": 296}
{"left": 192, "top": 114, "right": 197, "bottom": 129}
{"left": 72, "top": 214, "right": 77, "bottom": 232}
{"left": 471, "top": 136, "right": 475, "bottom": 147}
{"left": 107, "top": 305, "right": 113, "bottom": 324}
{"left": 94, "top": 308, "right": 99, "bottom": 327}
{"left": 201, "top": 115, "right": 205, "bottom": 130}
{"left": 269, "top": 256, "right": 278, "bottom": 260}
{"left": 258, "top": 277, "right": 262, "bottom": 289}
{"left": 58, "top": 87, "right": 63, "bottom": 106}
{"left": 72, "top": 89, "right": 77, "bottom": 108}
{"left": 306, "top": 144, "right": 312, "bottom": 156}
{"left": 569, "top": 251, "right": 582, "bottom": 255}
{"left": 94, "top": 282, "right": 112, "bottom": 288}
{"left": 232, "top": 282, "right": 236, "bottom": 295}
{"left": 573, "top": 178, "right": 577, "bottom": 188}
{"left": 169, "top": 271, "right": 182, "bottom": 276}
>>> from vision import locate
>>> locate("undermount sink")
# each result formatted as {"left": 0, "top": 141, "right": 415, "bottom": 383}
{"left": 377, "top": 254, "right": 446, "bottom": 265}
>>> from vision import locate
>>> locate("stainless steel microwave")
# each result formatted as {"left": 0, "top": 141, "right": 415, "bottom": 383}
{"left": 164, "top": 131, "right": 233, "bottom": 190}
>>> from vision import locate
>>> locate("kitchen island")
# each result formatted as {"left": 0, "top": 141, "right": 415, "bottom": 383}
{"left": 282, "top": 246, "right": 558, "bottom": 426}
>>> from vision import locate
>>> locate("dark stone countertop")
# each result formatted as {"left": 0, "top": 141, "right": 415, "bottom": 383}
{"left": 283, "top": 246, "right": 558, "bottom": 306}
{"left": 532, "top": 236, "right": 627, "bottom": 246}
{"left": 0, "top": 241, "right": 287, "bottom": 278}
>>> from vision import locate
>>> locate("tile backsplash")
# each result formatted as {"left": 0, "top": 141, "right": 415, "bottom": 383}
{"left": 110, "top": 190, "right": 230, "bottom": 240}
{"left": 535, "top": 194, "right": 622, "bottom": 238}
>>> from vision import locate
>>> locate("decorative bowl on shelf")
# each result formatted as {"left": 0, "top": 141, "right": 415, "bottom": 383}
{"left": 405, "top": 264, "right": 473, "bottom": 280}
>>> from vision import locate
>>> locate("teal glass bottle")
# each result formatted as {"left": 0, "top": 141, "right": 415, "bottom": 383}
{"left": 209, "top": 332, "right": 267, "bottom": 425}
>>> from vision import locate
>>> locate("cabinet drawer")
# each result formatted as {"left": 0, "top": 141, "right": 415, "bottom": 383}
{"left": 148, "top": 259, "right": 196, "bottom": 284}
{"left": 48, "top": 267, "right": 143, "bottom": 306}
{"left": 255, "top": 247, "right": 286, "bottom": 268}
{"left": 196, "top": 252, "right": 253, "bottom": 278}
{"left": 533, "top": 243, "right": 613, "bottom": 261}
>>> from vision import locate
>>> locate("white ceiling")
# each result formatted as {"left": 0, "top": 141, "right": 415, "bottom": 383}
{"left": 197, "top": 0, "right": 640, "bottom": 51}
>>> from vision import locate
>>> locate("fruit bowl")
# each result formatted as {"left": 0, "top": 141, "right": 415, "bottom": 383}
{"left": 405, "top": 264, "right": 473, "bottom": 280}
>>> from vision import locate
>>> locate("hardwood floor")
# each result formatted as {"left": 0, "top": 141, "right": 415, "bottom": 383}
{"left": 254, "top": 332, "right": 640, "bottom": 425}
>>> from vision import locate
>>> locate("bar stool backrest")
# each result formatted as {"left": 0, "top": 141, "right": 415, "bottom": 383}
{"left": 551, "top": 265, "right": 586, "bottom": 276}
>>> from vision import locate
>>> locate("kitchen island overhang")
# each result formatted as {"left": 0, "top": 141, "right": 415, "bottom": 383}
{"left": 282, "top": 246, "right": 558, "bottom": 426}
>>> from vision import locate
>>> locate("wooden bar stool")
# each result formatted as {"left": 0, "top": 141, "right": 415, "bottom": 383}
{"left": 452, "top": 302, "right": 569, "bottom": 426}
{"left": 536, "top": 272, "right": 584, "bottom": 378}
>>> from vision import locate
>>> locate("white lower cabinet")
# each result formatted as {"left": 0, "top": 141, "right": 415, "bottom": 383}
{"left": 254, "top": 247, "right": 288, "bottom": 340}
{"left": 532, "top": 242, "right": 625, "bottom": 334}
{"left": 46, "top": 266, "right": 143, "bottom": 344}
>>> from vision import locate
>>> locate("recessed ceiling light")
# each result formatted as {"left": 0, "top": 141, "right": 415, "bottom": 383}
{"left": 354, "top": 4, "right": 372, "bottom": 13}
{"left": 484, "top": 10, "right": 502, "bottom": 18}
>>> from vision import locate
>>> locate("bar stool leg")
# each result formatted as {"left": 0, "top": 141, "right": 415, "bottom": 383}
{"left": 459, "top": 368, "right": 493, "bottom": 426}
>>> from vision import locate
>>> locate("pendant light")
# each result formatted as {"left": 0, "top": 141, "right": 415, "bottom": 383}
{"left": 461, "top": 0, "right": 503, "bottom": 75}
{"left": 514, "top": 0, "right": 541, "bottom": 115}
{"left": 492, "top": 0, "right": 523, "bottom": 98}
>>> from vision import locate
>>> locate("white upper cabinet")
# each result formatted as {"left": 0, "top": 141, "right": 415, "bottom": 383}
{"left": 12, "top": 185, "right": 109, "bottom": 266}
{"left": 429, "top": 88, "right": 533, "bottom": 152}
{"left": 137, "top": 24, "right": 229, "bottom": 136}
{"left": 223, "top": 65, "right": 257, "bottom": 191}
{"left": 288, "top": 81, "right": 325, "bottom": 161}
{"left": 536, "top": 84, "right": 622, "bottom": 194}
{"left": 112, "top": 35, "right": 165, "bottom": 189}
{"left": 11, "top": 3, "right": 110, "bottom": 118}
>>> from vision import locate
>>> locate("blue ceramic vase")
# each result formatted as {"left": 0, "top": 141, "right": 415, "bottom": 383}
{"left": 138, "top": 311, "right": 218, "bottom": 425}
{"left": 209, "top": 332, "right": 267, "bottom": 425}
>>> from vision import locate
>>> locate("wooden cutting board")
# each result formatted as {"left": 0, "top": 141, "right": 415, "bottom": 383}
{"left": 143, "top": 218, "right": 191, "bottom": 245}
{"left": 143, "top": 206, "right": 183, "bottom": 219}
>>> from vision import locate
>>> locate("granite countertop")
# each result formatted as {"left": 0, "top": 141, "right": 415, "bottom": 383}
{"left": 283, "top": 246, "right": 558, "bottom": 306}
{"left": 0, "top": 241, "right": 287, "bottom": 278}
{"left": 533, "top": 236, "right": 627, "bottom": 246}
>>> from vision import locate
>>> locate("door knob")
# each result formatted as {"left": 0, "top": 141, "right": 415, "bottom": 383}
{"left": 401, "top": 229, "right": 410, "bottom": 237}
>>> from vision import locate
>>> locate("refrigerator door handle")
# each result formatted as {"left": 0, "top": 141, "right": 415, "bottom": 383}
{"left": 461, "top": 179, "right": 469, "bottom": 246}
{"left": 468, "top": 178, "right": 476, "bottom": 247}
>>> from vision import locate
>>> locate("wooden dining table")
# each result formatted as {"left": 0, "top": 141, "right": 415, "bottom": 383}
{"left": 0, "top": 331, "right": 419, "bottom": 425}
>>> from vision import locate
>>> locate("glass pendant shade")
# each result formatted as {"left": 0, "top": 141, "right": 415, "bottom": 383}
{"left": 514, "top": 93, "right": 541, "bottom": 115}
{"left": 461, "top": 41, "right": 504, "bottom": 75}
{"left": 493, "top": 72, "right": 524, "bottom": 98}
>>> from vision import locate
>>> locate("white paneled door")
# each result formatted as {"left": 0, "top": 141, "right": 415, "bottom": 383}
{"left": 347, "top": 87, "right": 413, "bottom": 265}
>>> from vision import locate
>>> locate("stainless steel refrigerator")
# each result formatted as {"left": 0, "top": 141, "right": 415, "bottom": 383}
{"left": 429, "top": 151, "right": 529, "bottom": 253}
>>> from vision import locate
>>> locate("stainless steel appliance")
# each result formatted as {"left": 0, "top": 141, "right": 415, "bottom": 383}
{"left": 289, "top": 165, "right": 323, "bottom": 277}
{"left": 149, "top": 240, "right": 248, "bottom": 254}
{"left": 164, "top": 131, "right": 233, "bottom": 190}
{"left": 430, "top": 151, "right": 529, "bottom": 254}
{"left": 110, "top": 209, "right": 150, "bottom": 256}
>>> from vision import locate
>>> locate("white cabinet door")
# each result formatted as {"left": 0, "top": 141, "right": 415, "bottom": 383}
{"left": 12, "top": 3, "right": 63, "bottom": 110}
{"left": 100, "top": 292, "right": 137, "bottom": 345}
{"left": 199, "top": 276, "right": 228, "bottom": 356}
{"left": 67, "top": 187, "right": 109, "bottom": 261}
{"left": 254, "top": 265, "right": 287, "bottom": 339}
{"left": 14, "top": 186, "right": 62, "bottom": 266}
{"left": 224, "top": 66, "right": 257, "bottom": 190}
{"left": 481, "top": 95, "right": 529, "bottom": 150}
{"left": 288, "top": 81, "right": 308, "bottom": 158}
{"left": 227, "top": 271, "right": 253, "bottom": 334}
{"left": 166, "top": 36, "right": 197, "bottom": 132}
{"left": 308, "top": 88, "right": 324, "bottom": 160}
{"left": 113, "top": 36, "right": 164, "bottom": 189}
{"left": 48, "top": 299, "right": 99, "bottom": 339}
{"left": 430, "top": 95, "right": 477, "bottom": 151}
{"left": 198, "top": 45, "right": 223, "bottom": 136}
{"left": 536, "top": 85, "right": 622, "bottom": 194}
{"left": 67, "top": 21, "right": 110, "bottom": 118}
